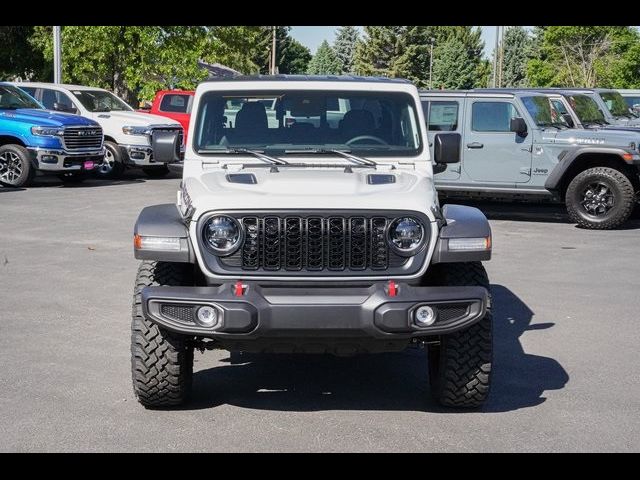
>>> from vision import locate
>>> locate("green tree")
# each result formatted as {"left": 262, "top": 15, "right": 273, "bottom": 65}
{"left": 0, "top": 26, "right": 49, "bottom": 80}
{"left": 499, "top": 26, "right": 533, "bottom": 87}
{"left": 333, "top": 26, "right": 359, "bottom": 74}
{"left": 279, "top": 38, "right": 312, "bottom": 74}
{"left": 307, "top": 40, "right": 341, "bottom": 75}
{"left": 431, "top": 35, "right": 479, "bottom": 89}
{"left": 354, "top": 26, "right": 407, "bottom": 77}
{"left": 526, "top": 26, "right": 640, "bottom": 88}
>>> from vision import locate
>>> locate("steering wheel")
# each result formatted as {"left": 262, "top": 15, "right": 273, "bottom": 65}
{"left": 346, "top": 135, "right": 389, "bottom": 146}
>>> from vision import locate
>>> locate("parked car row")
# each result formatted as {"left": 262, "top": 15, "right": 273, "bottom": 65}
{"left": 0, "top": 82, "right": 184, "bottom": 187}
{"left": 421, "top": 87, "right": 640, "bottom": 229}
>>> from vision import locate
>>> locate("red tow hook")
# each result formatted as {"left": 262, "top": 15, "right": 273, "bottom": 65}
{"left": 234, "top": 280, "right": 246, "bottom": 297}
{"left": 388, "top": 280, "right": 398, "bottom": 297}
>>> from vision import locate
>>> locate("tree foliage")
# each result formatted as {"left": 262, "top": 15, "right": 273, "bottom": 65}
{"left": 498, "top": 26, "right": 533, "bottom": 87}
{"left": 526, "top": 26, "right": 640, "bottom": 88}
{"left": 333, "top": 26, "right": 359, "bottom": 74}
{"left": 307, "top": 40, "right": 341, "bottom": 75}
{"left": 0, "top": 26, "right": 49, "bottom": 81}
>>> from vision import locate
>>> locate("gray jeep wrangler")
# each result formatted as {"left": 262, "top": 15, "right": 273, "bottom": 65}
{"left": 420, "top": 89, "right": 640, "bottom": 229}
{"left": 131, "top": 75, "right": 495, "bottom": 409}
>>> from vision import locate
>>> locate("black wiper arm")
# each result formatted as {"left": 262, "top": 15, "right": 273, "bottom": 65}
{"left": 222, "top": 147, "right": 289, "bottom": 165}
{"left": 285, "top": 148, "right": 377, "bottom": 167}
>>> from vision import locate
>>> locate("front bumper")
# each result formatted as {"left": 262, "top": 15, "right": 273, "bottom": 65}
{"left": 142, "top": 282, "right": 489, "bottom": 354}
{"left": 121, "top": 144, "right": 185, "bottom": 166}
{"left": 29, "top": 147, "right": 105, "bottom": 172}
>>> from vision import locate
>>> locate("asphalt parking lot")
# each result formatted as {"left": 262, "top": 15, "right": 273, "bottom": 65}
{"left": 1, "top": 172, "right": 639, "bottom": 452}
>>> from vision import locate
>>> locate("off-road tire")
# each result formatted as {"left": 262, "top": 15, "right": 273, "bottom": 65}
{"left": 428, "top": 262, "right": 492, "bottom": 408}
{"left": 0, "top": 144, "right": 34, "bottom": 187}
{"left": 142, "top": 165, "right": 170, "bottom": 178}
{"left": 131, "top": 261, "right": 194, "bottom": 408}
{"left": 565, "top": 167, "right": 635, "bottom": 230}
{"left": 95, "top": 141, "right": 125, "bottom": 179}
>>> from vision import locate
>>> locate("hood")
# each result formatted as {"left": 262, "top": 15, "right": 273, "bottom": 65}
{"left": 93, "top": 110, "right": 181, "bottom": 127}
{"left": 554, "top": 128, "right": 639, "bottom": 149}
{"left": 0, "top": 108, "right": 99, "bottom": 127}
{"left": 184, "top": 164, "right": 438, "bottom": 220}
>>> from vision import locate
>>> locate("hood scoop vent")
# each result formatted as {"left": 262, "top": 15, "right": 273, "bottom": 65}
{"left": 226, "top": 173, "right": 257, "bottom": 184}
{"left": 367, "top": 174, "right": 396, "bottom": 185}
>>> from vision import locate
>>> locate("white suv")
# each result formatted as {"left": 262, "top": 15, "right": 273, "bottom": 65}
{"left": 130, "top": 75, "right": 495, "bottom": 409}
{"left": 10, "top": 82, "right": 183, "bottom": 179}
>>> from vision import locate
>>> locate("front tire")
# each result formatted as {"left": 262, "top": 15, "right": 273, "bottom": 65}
{"left": 565, "top": 167, "right": 635, "bottom": 230}
{"left": 0, "top": 144, "right": 34, "bottom": 187}
{"left": 142, "top": 165, "right": 170, "bottom": 178}
{"left": 428, "top": 262, "right": 492, "bottom": 408}
{"left": 131, "top": 261, "right": 194, "bottom": 408}
{"left": 95, "top": 141, "right": 125, "bottom": 179}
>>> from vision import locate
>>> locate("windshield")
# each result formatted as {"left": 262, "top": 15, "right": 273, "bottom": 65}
{"left": 599, "top": 91, "right": 631, "bottom": 117}
{"left": 521, "top": 96, "right": 568, "bottom": 127}
{"left": 71, "top": 89, "right": 133, "bottom": 112}
{"left": 193, "top": 90, "right": 422, "bottom": 157}
{"left": 566, "top": 94, "right": 606, "bottom": 124}
{"left": 0, "top": 84, "right": 42, "bottom": 110}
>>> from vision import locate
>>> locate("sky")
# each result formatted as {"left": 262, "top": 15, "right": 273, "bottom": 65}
{"left": 290, "top": 26, "right": 520, "bottom": 59}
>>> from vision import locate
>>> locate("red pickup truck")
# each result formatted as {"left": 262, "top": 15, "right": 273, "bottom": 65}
{"left": 140, "top": 90, "right": 194, "bottom": 140}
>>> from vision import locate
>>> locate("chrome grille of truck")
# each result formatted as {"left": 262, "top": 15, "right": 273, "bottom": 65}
{"left": 63, "top": 126, "right": 103, "bottom": 150}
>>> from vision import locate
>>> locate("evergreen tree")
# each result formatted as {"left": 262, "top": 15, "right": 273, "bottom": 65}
{"left": 307, "top": 40, "right": 341, "bottom": 75}
{"left": 333, "top": 26, "right": 359, "bottom": 74}
{"left": 497, "top": 26, "right": 533, "bottom": 87}
{"left": 354, "top": 26, "right": 407, "bottom": 77}
{"left": 431, "top": 36, "right": 478, "bottom": 89}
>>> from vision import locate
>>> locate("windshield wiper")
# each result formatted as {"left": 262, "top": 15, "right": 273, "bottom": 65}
{"left": 283, "top": 148, "right": 377, "bottom": 167}
{"left": 211, "top": 147, "right": 289, "bottom": 165}
{"left": 538, "top": 121, "right": 567, "bottom": 130}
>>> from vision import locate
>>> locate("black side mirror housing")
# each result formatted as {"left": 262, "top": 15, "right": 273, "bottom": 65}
{"left": 510, "top": 117, "right": 528, "bottom": 137}
{"left": 151, "top": 130, "right": 181, "bottom": 163}
{"left": 433, "top": 133, "right": 461, "bottom": 164}
{"left": 53, "top": 102, "right": 76, "bottom": 114}
{"left": 561, "top": 113, "right": 575, "bottom": 128}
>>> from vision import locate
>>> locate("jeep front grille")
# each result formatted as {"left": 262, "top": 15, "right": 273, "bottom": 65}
{"left": 63, "top": 126, "right": 103, "bottom": 151}
{"left": 220, "top": 215, "right": 407, "bottom": 272}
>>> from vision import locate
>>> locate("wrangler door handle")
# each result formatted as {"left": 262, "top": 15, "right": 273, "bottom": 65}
{"left": 466, "top": 142, "right": 484, "bottom": 149}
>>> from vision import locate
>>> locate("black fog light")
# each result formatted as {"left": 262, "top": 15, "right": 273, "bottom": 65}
{"left": 41, "top": 155, "right": 58, "bottom": 164}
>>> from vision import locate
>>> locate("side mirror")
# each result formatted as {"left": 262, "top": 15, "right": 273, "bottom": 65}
{"left": 561, "top": 113, "right": 575, "bottom": 128}
{"left": 433, "top": 133, "right": 461, "bottom": 164}
{"left": 510, "top": 117, "right": 528, "bottom": 137}
{"left": 53, "top": 102, "right": 76, "bottom": 114}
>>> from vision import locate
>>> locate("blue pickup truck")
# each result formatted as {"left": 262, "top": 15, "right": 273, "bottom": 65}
{"left": 0, "top": 83, "right": 104, "bottom": 187}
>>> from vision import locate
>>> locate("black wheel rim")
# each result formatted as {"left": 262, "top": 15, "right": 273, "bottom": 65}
{"left": 0, "top": 151, "right": 23, "bottom": 184}
{"left": 580, "top": 181, "right": 615, "bottom": 217}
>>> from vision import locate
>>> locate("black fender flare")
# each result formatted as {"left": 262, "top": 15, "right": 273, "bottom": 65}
{"left": 544, "top": 147, "right": 633, "bottom": 193}
{"left": 432, "top": 204, "right": 492, "bottom": 264}
{"left": 133, "top": 204, "right": 193, "bottom": 263}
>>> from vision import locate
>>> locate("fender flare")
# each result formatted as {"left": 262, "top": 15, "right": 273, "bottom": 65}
{"left": 544, "top": 147, "right": 633, "bottom": 193}
{"left": 432, "top": 204, "right": 492, "bottom": 264}
{"left": 133, "top": 204, "right": 193, "bottom": 263}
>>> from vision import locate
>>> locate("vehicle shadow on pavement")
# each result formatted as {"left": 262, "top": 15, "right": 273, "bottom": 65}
{"left": 445, "top": 199, "right": 640, "bottom": 229}
{"left": 187, "top": 284, "right": 568, "bottom": 413}
{"left": 0, "top": 186, "right": 26, "bottom": 192}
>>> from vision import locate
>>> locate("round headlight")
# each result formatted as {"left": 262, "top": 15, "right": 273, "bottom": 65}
{"left": 203, "top": 215, "right": 243, "bottom": 255}
{"left": 387, "top": 217, "right": 425, "bottom": 255}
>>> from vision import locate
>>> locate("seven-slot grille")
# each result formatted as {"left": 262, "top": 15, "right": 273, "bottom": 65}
{"left": 63, "top": 126, "right": 103, "bottom": 151}
{"left": 224, "top": 215, "right": 405, "bottom": 272}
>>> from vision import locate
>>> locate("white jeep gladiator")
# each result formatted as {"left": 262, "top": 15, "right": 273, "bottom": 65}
{"left": 131, "top": 75, "right": 494, "bottom": 409}
{"left": 10, "top": 82, "right": 183, "bottom": 178}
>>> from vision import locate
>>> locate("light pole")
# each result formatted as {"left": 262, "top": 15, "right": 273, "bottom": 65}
{"left": 53, "top": 26, "right": 62, "bottom": 84}
{"left": 429, "top": 37, "right": 435, "bottom": 90}
{"left": 271, "top": 26, "right": 277, "bottom": 75}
